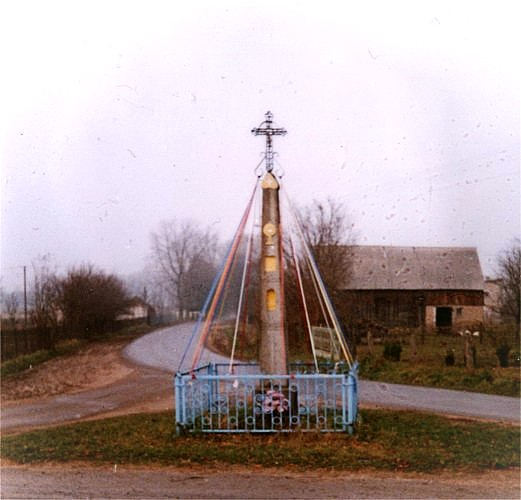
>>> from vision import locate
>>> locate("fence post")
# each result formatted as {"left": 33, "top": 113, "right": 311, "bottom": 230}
{"left": 209, "top": 363, "right": 218, "bottom": 416}
{"left": 174, "top": 373, "right": 184, "bottom": 435}
{"left": 347, "top": 362, "right": 358, "bottom": 433}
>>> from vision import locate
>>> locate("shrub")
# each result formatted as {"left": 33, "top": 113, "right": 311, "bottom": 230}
{"left": 0, "top": 350, "right": 53, "bottom": 378}
{"left": 383, "top": 342, "right": 402, "bottom": 362}
{"left": 59, "top": 265, "right": 129, "bottom": 338}
{"left": 496, "top": 344, "right": 510, "bottom": 368}
{"left": 0, "top": 339, "right": 83, "bottom": 378}
{"left": 444, "top": 350, "right": 455, "bottom": 366}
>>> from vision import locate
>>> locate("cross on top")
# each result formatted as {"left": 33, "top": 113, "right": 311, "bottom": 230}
{"left": 251, "top": 111, "right": 287, "bottom": 173}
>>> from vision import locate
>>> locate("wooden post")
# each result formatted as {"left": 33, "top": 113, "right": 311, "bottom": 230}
{"left": 410, "top": 329, "right": 418, "bottom": 364}
{"left": 367, "top": 328, "right": 374, "bottom": 355}
{"left": 464, "top": 333, "right": 475, "bottom": 369}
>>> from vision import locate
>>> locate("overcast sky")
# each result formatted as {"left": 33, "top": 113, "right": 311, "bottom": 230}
{"left": 1, "top": 0, "right": 519, "bottom": 291}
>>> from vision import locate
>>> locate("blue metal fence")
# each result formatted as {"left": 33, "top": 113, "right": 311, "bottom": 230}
{"left": 174, "top": 363, "right": 358, "bottom": 433}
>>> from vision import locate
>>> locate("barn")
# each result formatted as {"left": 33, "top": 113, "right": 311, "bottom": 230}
{"left": 340, "top": 246, "right": 484, "bottom": 331}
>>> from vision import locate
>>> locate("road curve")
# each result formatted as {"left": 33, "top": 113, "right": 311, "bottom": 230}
{"left": 0, "top": 324, "right": 229, "bottom": 434}
{"left": 123, "top": 322, "right": 230, "bottom": 373}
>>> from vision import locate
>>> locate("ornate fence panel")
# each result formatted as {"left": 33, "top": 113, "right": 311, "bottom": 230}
{"left": 174, "top": 363, "right": 358, "bottom": 434}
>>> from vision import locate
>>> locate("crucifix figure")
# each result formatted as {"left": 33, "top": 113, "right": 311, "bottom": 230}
{"left": 251, "top": 111, "right": 287, "bottom": 173}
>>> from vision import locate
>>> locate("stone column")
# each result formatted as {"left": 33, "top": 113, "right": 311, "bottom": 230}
{"left": 259, "top": 172, "right": 288, "bottom": 374}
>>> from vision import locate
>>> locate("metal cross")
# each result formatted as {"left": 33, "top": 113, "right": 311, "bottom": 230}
{"left": 251, "top": 111, "right": 287, "bottom": 173}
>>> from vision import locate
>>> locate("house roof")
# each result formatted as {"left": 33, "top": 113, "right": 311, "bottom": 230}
{"left": 342, "top": 246, "right": 484, "bottom": 291}
{"left": 127, "top": 296, "right": 150, "bottom": 307}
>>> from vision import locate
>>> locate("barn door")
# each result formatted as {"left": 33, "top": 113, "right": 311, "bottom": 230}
{"left": 435, "top": 307, "right": 452, "bottom": 328}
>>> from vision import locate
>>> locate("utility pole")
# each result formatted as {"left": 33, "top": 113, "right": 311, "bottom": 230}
{"left": 23, "top": 265, "right": 28, "bottom": 329}
{"left": 252, "top": 112, "right": 288, "bottom": 374}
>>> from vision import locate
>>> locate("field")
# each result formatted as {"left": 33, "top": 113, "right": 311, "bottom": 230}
{"left": 354, "top": 325, "right": 520, "bottom": 397}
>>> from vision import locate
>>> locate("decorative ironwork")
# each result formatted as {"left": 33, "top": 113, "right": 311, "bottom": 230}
{"left": 174, "top": 363, "right": 358, "bottom": 434}
{"left": 251, "top": 111, "right": 287, "bottom": 173}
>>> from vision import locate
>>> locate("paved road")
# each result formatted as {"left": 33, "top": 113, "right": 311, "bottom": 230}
{"left": 360, "top": 379, "right": 520, "bottom": 422}
{"left": 1, "top": 323, "right": 519, "bottom": 434}
{"left": 124, "top": 322, "right": 230, "bottom": 372}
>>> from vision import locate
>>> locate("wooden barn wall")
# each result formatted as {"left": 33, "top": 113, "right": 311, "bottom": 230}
{"left": 339, "top": 289, "right": 484, "bottom": 328}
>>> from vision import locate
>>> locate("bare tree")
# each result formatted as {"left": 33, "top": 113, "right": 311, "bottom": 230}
{"left": 180, "top": 254, "right": 219, "bottom": 312}
{"left": 145, "top": 269, "right": 171, "bottom": 320}
{"left": 150, "top": 219, "right": 219, "bottom": 315}
{"left": 298, "top": 197, "right": 357, "bottom": 297}
{"left": 31, "top": 256, "right": 61, "bottom": 350}
{"left": 497, "top": 239, "right": 521, "bottom": 328}
{"left": 3, "top": 291, "right": 20, "bottom": 355}
{"left": 284, "top": 198, "right": 357, "bottom": 351}
{"left": 3, "top": 292, "right": 19, "bottom": 330}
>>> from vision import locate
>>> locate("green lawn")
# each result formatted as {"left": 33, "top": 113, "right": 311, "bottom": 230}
{"left": 358, "top": 358, "right": 520, "bottom": 397}
{"left": 2, "top": 409, "right": 519, "bottom": 473}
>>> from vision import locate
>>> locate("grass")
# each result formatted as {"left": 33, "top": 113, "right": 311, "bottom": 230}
{"left": 353, "top": 326, "right": 521, "bottom": 397}
{"left": 358, "top": 357, "right": 520, "bottom": 397}
{"left": 0, "top": 339, "right": 85, "bottom": 379}
{"left": 1, "top": 409, "right": 519, "bottom": 472}
{"left": 0, "top": 322, "right": 158, "bottom": 379}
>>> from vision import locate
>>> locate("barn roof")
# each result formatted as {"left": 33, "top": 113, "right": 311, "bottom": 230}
{"left": 342, "top": 246, "right": 484, "bottom": 290}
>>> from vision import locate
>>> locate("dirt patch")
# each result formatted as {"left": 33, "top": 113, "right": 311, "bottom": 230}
{"left": 1, "top": 341, "right": 134, "bottom": 403}
{"left": 1, "top": 464, "right": 519, "bottom": 499}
